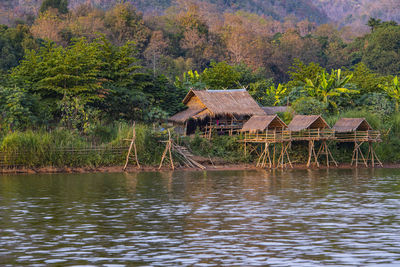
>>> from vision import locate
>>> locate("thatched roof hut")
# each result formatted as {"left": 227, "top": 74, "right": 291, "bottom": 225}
{"left": 169, "top": 89, "right": 264, "bottom": 123}
{"left": 262, "top": 106, "right": 289, "bottom": 115}
{"left": 332, "top": 118, "right": 372, "bottom": 133}
{"left": 288, "top": 115, "right": 330, "bottom": 131}
{"left": 241, "top": 115, "right": 287, "bottom": 133}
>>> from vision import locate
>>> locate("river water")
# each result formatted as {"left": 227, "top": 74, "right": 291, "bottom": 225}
{"left": 1, "top": 169, "right": 400, "bottom": 266}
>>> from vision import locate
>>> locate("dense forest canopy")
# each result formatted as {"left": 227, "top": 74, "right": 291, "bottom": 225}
{"left": 0, "top": 0, "right": 399, "bottom": 134}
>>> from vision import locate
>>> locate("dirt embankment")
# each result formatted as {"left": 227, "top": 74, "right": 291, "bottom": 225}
{"left": 1, "top": 162, "right": 396, "bottom": 175}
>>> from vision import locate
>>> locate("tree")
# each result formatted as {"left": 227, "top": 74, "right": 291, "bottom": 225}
{"left": 0, "top": 24, "right": 39, "bottom": 72}
{"left": 30, "top": 9, "right": 68, "bottom": 45}
{"left": 40, "top": 0, "right": 68, "bottom": 14}
{"left": 11, "top": 38, "right": 103, "bottom": 127}
{"left": 381, "top": 76, "right": 400, "bottom": 112}
{"left": 0, "top": 86, "right": 43, "bottom": 130}
{"left": 144, "top": 31, "right": 169, "bottom": 76}
{"left": 104, "top": 3, "right": 150, "bottom": 48}
{"left": 303, "top": 69, "right": 358, "bottom": 110}
{"left": 96, "top": 37, "right": 152, "bottom": 121}
{"left": 362, "top": 23, "right": 400, "bottom": 75}
{"left": 201, "top": 61, "right": 241, "bottom": 88}
{"left": 367, "top": 17, "right": 382, "bottom": 32}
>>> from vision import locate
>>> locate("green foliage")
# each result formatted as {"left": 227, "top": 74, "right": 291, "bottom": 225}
{"left": 40, "top": 0, "right": 69, "bottom": 14}
{"left": 362, "top": 24, "right": 400, "bottom": 75}
{"left": 0, "top": 86, "right": 44, "bottom": 130}
{"left": 12, "top": 38, "right": 102, "bottom": 102}
{"left": 0, "top": 24, "right": 39, "bottom": 72}
{"left": 381, "top": 76, "right": 400, "bottom": 111}
{"left": 303, "top": 69, "right": 358, "bottom": 110}
{"left": 287, "top": 59, "right": 325, "bottom": 88}
{"left": 201, "top": 61, "right": 241, "bottom": 89}
{"left": 354, "top": 92, "right": 395, "bottom": 118}
{"left": 249, "top": 81, "right": 288, "bottom": 106}
{"left": 174, "top": 70, "right": 206, "bottom": 91}
{"left": 292, "top": 97, "right": 327, "bottom": 115}
{"left": 344, "top": 63, "right": 391, "bottom": 94}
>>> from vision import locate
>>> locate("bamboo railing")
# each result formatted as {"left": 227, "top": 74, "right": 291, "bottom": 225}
{"left": 335, "top": 130, "right": 381, "bottom": 142}
{"left": 241, "top": 130, "right": 291, "bottom": 143}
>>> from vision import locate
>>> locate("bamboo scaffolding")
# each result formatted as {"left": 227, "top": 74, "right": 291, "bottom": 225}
{"left": 366, "top": 142, "right": 383, "bottom": 168}
{"left": 316, "top": 141, "right": 338, "bottom": 167}
{"left": 351, "top": 141, "right": 368, "bottom": 167}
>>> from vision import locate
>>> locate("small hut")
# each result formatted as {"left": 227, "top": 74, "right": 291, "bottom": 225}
{"left": 241, "top": 115, "right": 288, "bottom": 142}
{"left": 169, "top": 89, "right": 264, "bottom": 137}
{"left": 333, "top": 118, "right": 382, "bottom": 167}
{"left": 288, "top": 115, "right": 332, "bottom": 138}
{"left": 288, "top": 115, "right": 336, "bottom": 167}
{"left": 241, "top": 115, "right": 291, "bottom": 169}
{"left": 333, "top": 118, "right": 375, "bottom": 141}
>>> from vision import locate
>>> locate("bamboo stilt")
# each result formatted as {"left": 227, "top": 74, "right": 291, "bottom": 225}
{"left": 367, "top": 142, "right": 383, "bottom": 168}
{"left": 351, "top": 142, "right": 368, "bottom": 168}
{"left": 123, "top": 122, "right": 140, "bottom": 171}
{"left": 276, "top": 142, "right": 292, "bottom": 169}
{"left": 316, "top": 141, "right": 338, "bottom": 168}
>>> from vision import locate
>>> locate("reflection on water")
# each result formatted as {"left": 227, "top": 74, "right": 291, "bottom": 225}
{"left": 1, "top": 169, "right": 400, "bottom": 266}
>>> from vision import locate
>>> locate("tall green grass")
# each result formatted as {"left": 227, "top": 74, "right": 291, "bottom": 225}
{"left": 0, "top": 123, "right": 168, "bottom": 168}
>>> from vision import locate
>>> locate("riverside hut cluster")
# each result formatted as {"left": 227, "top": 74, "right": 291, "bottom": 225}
{"left": 169, "top": 89, "right": 382, "bottom": 168}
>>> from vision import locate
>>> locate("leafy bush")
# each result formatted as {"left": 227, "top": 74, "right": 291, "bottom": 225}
{"left": 292, "top": 97, "right": 327, "bottom": 115}
{"left": 354, "top": 93, "right": 395, "bottom": 118}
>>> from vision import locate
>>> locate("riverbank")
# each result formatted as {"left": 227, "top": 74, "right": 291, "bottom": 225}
{"left": 1, "top": 162, "right": 397, "bottom": 175}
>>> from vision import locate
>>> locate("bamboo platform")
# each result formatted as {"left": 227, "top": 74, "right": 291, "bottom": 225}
{"left": 335, "top": 130, "right": 381, "bottom": 142}
{"left": 240, "top": 129, "right": 382, "bottom": 169}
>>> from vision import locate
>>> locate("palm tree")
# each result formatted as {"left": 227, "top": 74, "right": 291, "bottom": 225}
{"left": 381, "top": 76, "right": 400, "bottom": 112}
{"left": 303, "top": 69, "right": 359, "bottom": 109}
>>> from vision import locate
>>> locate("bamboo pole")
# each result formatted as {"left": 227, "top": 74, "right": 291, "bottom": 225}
{"left": 123, "top": 122, "right": 140, "bottom": 171}
{"left": 159, "top": 129, "right": 175, "bottom": 170}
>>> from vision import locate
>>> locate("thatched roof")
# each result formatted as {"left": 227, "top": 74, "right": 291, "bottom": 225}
{"left": 241, "top": 115, "right": 287, "bottom": 132}
{"left": 170, "top": 89, "right": 264, "bottom": 123}
{"left": 168, "top": 107, "right": 206, "bottom": 123}
{"left": 183, "top": 89, "right": 264, "bottom": 117}
{"left": 333, "top": 118, "right": 372, "bottom": 133}
{"left": 262, "top": 106, "right": 289, "bottom": 115}
{"left": 288, "top": 115, "right": 330, "bottom": 131}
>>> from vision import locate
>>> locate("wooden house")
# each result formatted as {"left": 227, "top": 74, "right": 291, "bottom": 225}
{"left": 168, "top": 89, "right": 264, "bottom": 137}
{"left": 333, "top": 118, "right": 382, "bottom": 167}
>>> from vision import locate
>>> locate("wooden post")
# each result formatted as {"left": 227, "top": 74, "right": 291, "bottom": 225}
{"left": 123, "top": 122, "right": 140, "bottom": 171}
{"left": 244, "top": 141, "right": 247, "bottom": 157}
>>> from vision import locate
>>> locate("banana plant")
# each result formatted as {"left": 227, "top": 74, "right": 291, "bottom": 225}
{"left": 266, "top": 83, "right": 287, "bottom": 106}
{"left": 304, "top": 69, "right": 358, "bottom": 109}
{"left": 381, "top": 76, "right": 400, "bottom": 112}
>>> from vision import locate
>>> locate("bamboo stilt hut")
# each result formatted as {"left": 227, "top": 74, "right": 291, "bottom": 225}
{"left": 168, "top": 89, "right": 265, "bottom": 137}
{"left": 333, "top": 118, "right": 382, "bottom": 168}
{"left": 241, "top": 115, "right": 292, "bottom": 169}
{"left": 288, "top": 115, "right": 335, "bottom": 168}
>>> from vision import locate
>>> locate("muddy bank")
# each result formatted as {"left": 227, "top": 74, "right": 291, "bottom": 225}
{"left": 1, "top": 162, "right": 396, "bottom": 175}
